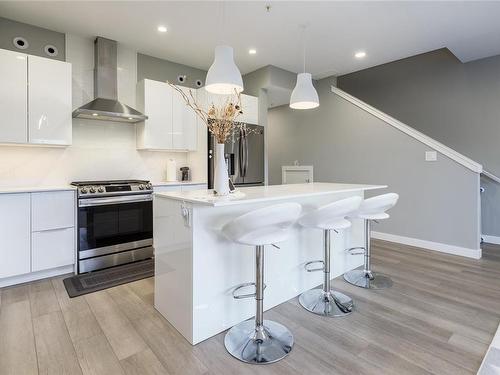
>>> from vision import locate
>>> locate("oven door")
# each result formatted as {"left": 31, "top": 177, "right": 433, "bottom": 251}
{"left": 77, "top": 194, "right": 153, "bottom": 263}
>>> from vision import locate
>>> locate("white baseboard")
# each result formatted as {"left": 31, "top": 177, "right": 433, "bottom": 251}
{"left": 371, "top": 231, "right": 482, "bottom": 259}
{"left": 0, "top": 265, "right": 74, "bottom": 288}
{"left": 482, "top": 234, "right": 500, "bottom": 245}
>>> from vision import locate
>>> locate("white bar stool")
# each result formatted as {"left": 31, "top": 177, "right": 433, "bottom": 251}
{"left": 221, "top": 202, "right": 302, "bottom": 364}
{"left": 343, "top": 193, "right": 399, "bottom": 289}
{"left": 298, "top": 196, "right": 362, "bottom": 317}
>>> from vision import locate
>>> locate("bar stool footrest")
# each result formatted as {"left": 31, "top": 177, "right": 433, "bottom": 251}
{"left": 346, "top": 246, "right": 366, "bottom": 255}
{"left": 304, "top": 260, "right": 325, "bottom": 272}
{"left": 232, "top": 282, "right": 267, "bottom": 299}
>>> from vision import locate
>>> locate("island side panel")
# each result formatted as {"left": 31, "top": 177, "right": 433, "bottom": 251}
{"left": 191, "top": 190, "right": 365, "bottom": 344}
{"left": 154, "top": 196, "right": 194, "bottom": 343}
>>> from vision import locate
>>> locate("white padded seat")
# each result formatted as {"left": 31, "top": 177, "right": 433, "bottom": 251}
{"left": 352, "top": 193, "right": 399, "bottom": 221}
{"left": 299, "top": 196, "right": 362, "bottom": 230}
{"left": 222, "top": 202, "right": 302, "bottom": 246}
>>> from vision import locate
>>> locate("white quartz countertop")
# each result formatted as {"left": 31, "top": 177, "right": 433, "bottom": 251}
{"left": 152, "top": 181, "right": 206, "bottom": 187}
{"left": 155, "top": 182, "right": 387, "bottom": 207}
{"left": 0, "top": 185, "right": 77, "bottom": 194}
{"left": 0, "top": 181, "right": 206, "bottom": 194}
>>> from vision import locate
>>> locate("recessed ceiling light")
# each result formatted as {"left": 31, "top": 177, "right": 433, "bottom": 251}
{"left": 248, "top": 48, "right": 257, "bottom": 55}
{"left": 157, "top": 25, "right": 167, "bottom": 33}
{"left": 92, "top": 113, "right": 99, "bottom": 117}
{"left": 355, "top": 51, "right": 366, "bottom": 59}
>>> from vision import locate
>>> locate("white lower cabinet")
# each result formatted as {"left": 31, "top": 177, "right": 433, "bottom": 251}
{"left": 0, "top": 190, "right": 76, "bottom": 286}
{"left": 32, "top": 227, "right": 75, "bottom": 272}
{"left": 0, "top": 194, "right": 31, "bottom": 279}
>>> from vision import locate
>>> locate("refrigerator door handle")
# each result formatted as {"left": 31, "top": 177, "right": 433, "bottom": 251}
{"left": 238, "top": 128, "right": 244, "bottom": 177}
{"left": 244, "top": 128, "right": 249, "bottom": 177}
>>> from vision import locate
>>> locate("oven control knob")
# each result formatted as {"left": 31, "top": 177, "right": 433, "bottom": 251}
{"left": 80, "top": 187, "right": 88, "bottom": 194}
{"left": 146, "top": 183, "right": 152, "bottom": 189}
{"left": 89, "top": 186, "right": 96, "bottom": 193}
{"left": 98, "top": 186, "right": 104, "bottom": 193}
{"left": 139, "top": 184, "right": 145, "bottom": 190}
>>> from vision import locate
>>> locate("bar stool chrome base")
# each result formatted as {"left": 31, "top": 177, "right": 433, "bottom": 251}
{"left": 299, "top": 289, "right": 353, "bottom": 317}
{"left": 224, "top": 319, "right": 293, "bottom": 364}
{"left": 343, "top": 269, "right": 393, "bottom": 289}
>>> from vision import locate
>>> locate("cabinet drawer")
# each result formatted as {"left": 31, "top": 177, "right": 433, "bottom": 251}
{"left": 32, "top": 227, "right": 75, "bottom": 272}
{"left": 32, "top": 191, "right": 75, "bottom": 231}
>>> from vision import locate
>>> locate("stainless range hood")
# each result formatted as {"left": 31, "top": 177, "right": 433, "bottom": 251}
{"left": 72, "top": 37, "right": 147, "bottom": 123}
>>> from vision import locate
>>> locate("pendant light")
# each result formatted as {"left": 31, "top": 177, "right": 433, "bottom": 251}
{"left": 205, "top": 2, "right": 244, "bottom": 94}
{"left": 290, "top": 25, "right": 319, "bottom": 109}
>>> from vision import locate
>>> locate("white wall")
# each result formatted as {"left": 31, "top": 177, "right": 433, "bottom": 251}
{"left": 0, "top": 33, "right": 207, "bottom": 187}
{"left": 267, "top": 79, "right": 481, "bottom": 256}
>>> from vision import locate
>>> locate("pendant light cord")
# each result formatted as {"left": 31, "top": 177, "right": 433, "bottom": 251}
{"left": 217, "top": 1, "right": 225, "bottom": 45}
{"left": 301, "top": 25, "right": 306, "bottom": 73}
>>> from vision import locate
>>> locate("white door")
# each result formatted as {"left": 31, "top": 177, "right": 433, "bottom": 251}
{"left": 143, "top": 80, "right": 173, "bottom": 149}
{"left": 0, "top": 193, "right": 31, "bottom": 279}
{"left": 0, "top": 49, "right": 28, "bottom": 143}
{"left": 28, "top": 55, "right": 72, "bottom": 145}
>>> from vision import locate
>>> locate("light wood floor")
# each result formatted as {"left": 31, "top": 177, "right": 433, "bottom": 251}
{"left": 1, "top": 240, "right": 499, "bottom": 375}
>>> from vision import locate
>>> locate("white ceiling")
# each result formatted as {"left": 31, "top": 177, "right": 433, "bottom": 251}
{"left": 2, "top": 1, "right": 500, "bottom": 78}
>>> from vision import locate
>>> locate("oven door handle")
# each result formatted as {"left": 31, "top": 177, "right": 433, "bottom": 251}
{"left": 78, "top": 194, "right": 153, "bottom": 207}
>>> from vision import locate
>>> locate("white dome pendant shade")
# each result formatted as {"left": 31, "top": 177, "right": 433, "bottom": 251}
{"left": 290, "top": 73, "right": 319, "bottom": 109}
{"left": 290, "top": 25, "right": 319, "bottom": 109}
{"left": 205, "top": 45, "right": 244, "bottom": 95}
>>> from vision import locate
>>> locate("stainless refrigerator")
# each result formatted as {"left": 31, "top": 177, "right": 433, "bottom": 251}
{"left": 208, "top": 124, "right": 264, "bottom": 188}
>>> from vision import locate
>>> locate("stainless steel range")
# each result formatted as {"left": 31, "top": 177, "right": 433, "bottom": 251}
{"left": 71, "top": 180, "right": 154, "bottom": 273}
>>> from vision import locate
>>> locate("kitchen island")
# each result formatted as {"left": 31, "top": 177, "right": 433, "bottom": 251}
{"left": 153, "top": 183, "right": 386, "bottom": 344}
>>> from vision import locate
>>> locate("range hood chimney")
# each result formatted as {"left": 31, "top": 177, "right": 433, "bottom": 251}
{"left": 72, "top": 37, "right": 147, "bottom": 123}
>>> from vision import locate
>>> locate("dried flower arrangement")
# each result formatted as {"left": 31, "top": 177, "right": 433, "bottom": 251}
{"left": 167, "top": 82, "right": 243, "bottom": 144}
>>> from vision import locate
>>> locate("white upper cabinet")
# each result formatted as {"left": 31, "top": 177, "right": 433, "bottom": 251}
{"left": 0, "top": 49, "right": 72, "bottom": 146}
{"left": 137, "top": 79, "right": 173, "bottom": 150}
{"left": 0, "top": 49, "right": 28, "bottom": 143}
{"left": 240, "top": 94, "right": 259, "bottom": 124}
{"left": 136, "top": 79, "right": 197, "bottom": 151}
{"left": 28, "top": 55, "right": 72, "bottom": 145}
{"left": 172, "top": 86, "right": 197, "bottom": 151}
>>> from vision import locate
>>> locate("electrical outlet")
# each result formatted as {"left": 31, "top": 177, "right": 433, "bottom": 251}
{"left": 425, "top": 151, "right": 437, "bottom": 161}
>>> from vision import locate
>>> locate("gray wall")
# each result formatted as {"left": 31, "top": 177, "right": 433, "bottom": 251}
{"left": 268, "top": 79, "right": 480, "bottom": 251}
{"left": 337, "top": 48, "right": 500, "bottom": 237}
{"left": 137, "top": 53, "right": 207, "bottom": 89}
{"left": 0, "top": 17, "right": 65, "bottom": 61}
